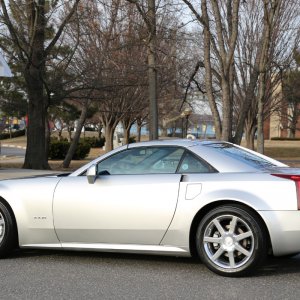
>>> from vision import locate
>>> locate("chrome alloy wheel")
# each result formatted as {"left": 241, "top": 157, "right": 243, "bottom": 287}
{"left": 203, "top": 214, "right": 254, "bottom": 269}
{"left": 0, "top": 211, "right": 5, "bottom": 244}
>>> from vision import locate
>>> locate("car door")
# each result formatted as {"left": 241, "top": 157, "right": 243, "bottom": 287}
{"left": 53, "top": 146, "right": 184, "bottom": 245}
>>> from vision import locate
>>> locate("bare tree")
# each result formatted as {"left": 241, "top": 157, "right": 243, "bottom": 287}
{"left": 182, "top": 0, "right": 299, "bottom": 150}
{"left": 280, "top": 53, "right": 300, "bottom": 138}
{"left": 234, "top": 0, "right": 299, "bottom": 150}
{"left": 62, "top": 0, "right": 124, "bottom": 161}
{"left": 255, "top": 0, "right": 281, "bottom": 153}
{"left": 121, "top": 87, "right": 148, "bottom": 144}
{"left": 182, "top": 0, "right": 241, "bottom": 141}
{"left": 126, "top": 0, "right": 159, "bottom": 140}
{"left": 0, "top": 0, "right": 81, "bottom": 169}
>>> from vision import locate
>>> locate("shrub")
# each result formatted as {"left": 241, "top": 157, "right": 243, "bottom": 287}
{"left": 128, "top": 136, "right": 136, "bottom": 144}
{"left": 80, "top": 137, "right": 105, "bottom": 147}
{"left": 48, "top": 140, "right": 91, "bottom": 160}
{"left": 271, "top": 137, "right": 300, "bottom": 141}
{"left": 84, "top": 126, "right": 96, "bottom": 131}
{"left": 50, "top": 136, "right": 68, "bottom": 142}
{"left": 48, "top": 141, "right": 70, "bottom": 160}
{"left": 73, "top": 142, "right": 91, "bottom": 160}
{"left": 97, "top": 137, "right": 105, "bottom": 147}
{"left": 0, "top": 129, "right": 26, "bottom": 140}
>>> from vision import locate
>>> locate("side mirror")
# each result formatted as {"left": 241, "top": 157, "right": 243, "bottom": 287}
{"left": 86, "top": 164, "right": 97, "bottom": 184}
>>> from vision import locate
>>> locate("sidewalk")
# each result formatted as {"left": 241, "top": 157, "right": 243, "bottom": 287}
{"left": 1, "top": 143, "right": 26, "bottom": 149}
{"left": 0, "top": 143, "right": 102, "bottom": 171}
{"left": 0, "top": 168, "right": 62, "bottom": 180}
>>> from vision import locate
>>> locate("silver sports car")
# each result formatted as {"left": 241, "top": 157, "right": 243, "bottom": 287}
{"left": 1, "top": 139, "right": 300, "bottom": 277}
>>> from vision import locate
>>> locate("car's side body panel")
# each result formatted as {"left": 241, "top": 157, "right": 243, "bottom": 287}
{"left": 53, "top": 174, "right": 182, "bottom": 245}
{"left": 161, "top": 173, "right": 298, "bottom": 253}
{"left": 0, "top": 177, "right": 61, "bottom": 246}
{"left": 1, "top": 171, "right": 299, "bottom": 256}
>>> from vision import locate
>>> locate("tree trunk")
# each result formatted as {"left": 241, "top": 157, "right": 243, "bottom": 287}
{"left": 104, "top": 125, "right": 116, "bottom": 152}
{"left": 45, "top": 118, "right": 50, "bottom": 161}
{"left": 122, "top": 119, "right": 134, "bottom": 144}
{"left": 201, "top": 0, "right": 222, "bottom": 139}
{"left": 137, "top": 123, "right": 142, "bottom": 142}
{"left": 233, "top": 60, "right": 260, "bottom": 145}
{"left": 245, "top": 121, "right": 256, "bottom": 150}
{"left": 221, "top": 81, "right": 232, "bottom": 141}
{"left": 124, "top": 128, "right": 130, "bottom": 144}
{"left": 257, "top": 0, "right": 282, "bottom": 153}
{"left": 161, "top": 119, "right": 168, "bottom": 137}
{"left": 290, "top": 110, "right": 297, "bottom": 138}
{"left": 98, "top": 122, "right": 103, "bottom": 139}
{"left": 67, "top": 126, "right": 72, "bottom": 142}
{"left": 256, "top": 73, "right": 266, "bottom": 154}
{"left": 147, "top": 0, "right": 158, "bottom": 140}
{"left": 63, "top": 101, "right": 89, "bottom": 168}
{"left": 22, "top": 0, "right": 49, "bottom": 170}
{"left": 23, "top": 69, "right": 50, "bottom": 170}
{"left": 257, "top": 107, "right": 264, "bottom": 152}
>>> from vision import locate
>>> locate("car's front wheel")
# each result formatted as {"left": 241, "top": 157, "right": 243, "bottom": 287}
{"left": 196, "top": 205, "right": 267, "bottom": 277}
{"left": 0, "top": 202, "right": 17, "bottom": 257}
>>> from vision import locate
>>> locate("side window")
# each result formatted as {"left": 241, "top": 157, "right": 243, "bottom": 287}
{"left": 97, "top": 147, "right": 185, "bottom": 175}
{"left": 177, "top": 152, "right": 213, "bottom": 173}
{"left": 150, "top": 148, "right": 184, "bottom": 173}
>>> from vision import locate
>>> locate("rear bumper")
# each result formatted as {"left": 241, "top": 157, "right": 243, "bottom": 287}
{"left": 260, "top": 210, "right": 300, "bottom": 256}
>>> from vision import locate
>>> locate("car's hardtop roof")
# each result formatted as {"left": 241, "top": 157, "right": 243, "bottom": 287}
{"left": 70, "top": 139, "right": 286, "bottom": 176}
{"left": 127, "top": 139, "right": 220, "bottom": 148}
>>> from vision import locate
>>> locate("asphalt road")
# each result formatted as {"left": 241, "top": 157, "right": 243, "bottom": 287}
{"left": 1, "top": 250, "right": 300, "bottom": 300}
{"left": 0, "top": 146, "right": 25, "bottom": 157}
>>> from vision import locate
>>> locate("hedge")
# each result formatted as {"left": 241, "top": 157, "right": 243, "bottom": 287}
{"left": 0, "top": 129, "right": 26, "bottom": 140}
{"left": 270, "top": 137, "right": 300, "bottom": 141}
{"left": 128, "top": 136, "right": 136, "bottom": 144}
{"left": 80, "top": 137, "right": 105, "bottom": 147}
{"left": 49, "top": 141, "right": 91, "bottom": 160}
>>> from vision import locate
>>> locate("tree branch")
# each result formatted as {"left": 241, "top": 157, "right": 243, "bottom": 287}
{"left": 0, "top": 0, "right": 27, "bottom": 62}
{"left": 45, "top": 0, "right": 81, "bottom": 56}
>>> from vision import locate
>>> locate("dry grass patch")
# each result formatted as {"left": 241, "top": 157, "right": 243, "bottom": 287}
{"left": 264, "top": 147, "right": 300, "bottom": 159}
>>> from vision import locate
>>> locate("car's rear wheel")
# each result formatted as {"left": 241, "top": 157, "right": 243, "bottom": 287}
{"left": 196, "top": 205, "right": 267, "bottom": 277}
{"left": 0, "top": 202, "right": 17, "bottom": 257}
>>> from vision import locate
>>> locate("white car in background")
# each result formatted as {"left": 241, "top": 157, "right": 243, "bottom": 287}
{"left": 0, "top": 139, "right": 300, "bottom": 277}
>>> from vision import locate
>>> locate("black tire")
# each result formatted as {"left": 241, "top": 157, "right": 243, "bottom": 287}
{"left": 0, "top": 202, "right": 17, "bottom": 257}
{"left": 196, "top": 205, "right": 267, "bottom": 277}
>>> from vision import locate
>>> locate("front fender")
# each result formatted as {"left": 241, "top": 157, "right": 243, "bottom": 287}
{"left": 0, "top": 177, "right": 63, "bottom": 247}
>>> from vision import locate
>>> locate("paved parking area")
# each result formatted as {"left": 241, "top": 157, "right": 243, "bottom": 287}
{"left": 0, "top": 250, "right": 300, "bottom": 300}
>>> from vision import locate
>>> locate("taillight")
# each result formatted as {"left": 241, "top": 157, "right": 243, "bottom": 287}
{"left": 272, "top": 174, "right": 300, "bottom": 210}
